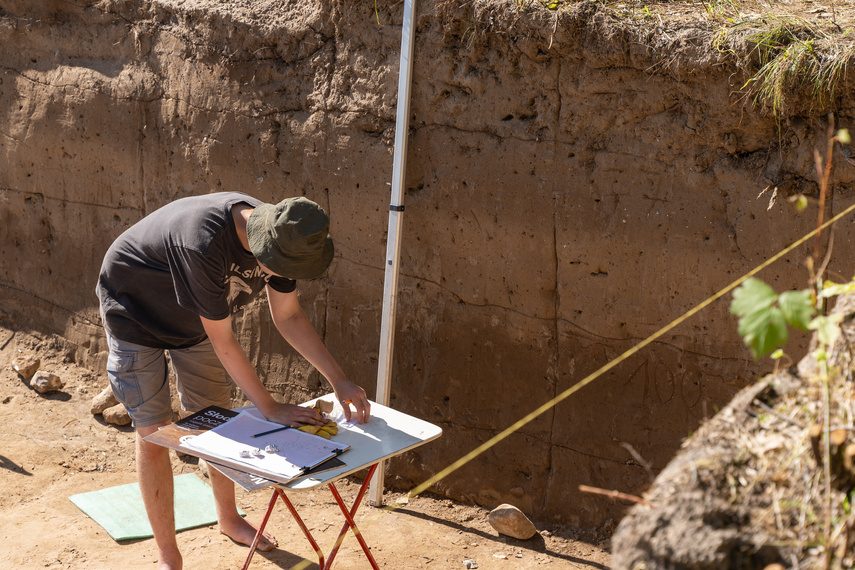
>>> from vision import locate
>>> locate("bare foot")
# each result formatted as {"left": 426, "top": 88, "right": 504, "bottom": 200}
{"left": 156, "top": 547, "right": 182, "bottom": 570}
{"left": 219, "top": 518, "right": 278, "bottom": 552}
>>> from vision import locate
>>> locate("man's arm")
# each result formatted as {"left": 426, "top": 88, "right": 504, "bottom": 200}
{"left": 199, "top": 315, "right": 325, "bottom": 426}
{"left": 266, "top": 286, "right": 371, "bottom": 424}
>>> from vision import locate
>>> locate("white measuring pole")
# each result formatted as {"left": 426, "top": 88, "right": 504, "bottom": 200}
{"left": 369, "top": 0, "right": 417, "bottom": 507}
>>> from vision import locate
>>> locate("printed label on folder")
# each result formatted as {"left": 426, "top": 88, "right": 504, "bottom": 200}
{"left": 175, "top": 406, "right": 239, "bottom": 431}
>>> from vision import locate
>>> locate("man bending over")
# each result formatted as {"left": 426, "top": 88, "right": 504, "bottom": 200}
{"left": 96, "top": 192, "right": 370, "bottom": 569}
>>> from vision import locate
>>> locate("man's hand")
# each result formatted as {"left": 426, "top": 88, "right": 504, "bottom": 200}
{"left": 334, "top": 380, "right": 371, "bottom": 424}
{"left": 260, "top": 402, "right": 326, "bottom": 427}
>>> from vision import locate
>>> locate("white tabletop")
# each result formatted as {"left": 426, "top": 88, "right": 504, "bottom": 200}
{"left": 272, "top": 395, "right": 442, "bottom": 490}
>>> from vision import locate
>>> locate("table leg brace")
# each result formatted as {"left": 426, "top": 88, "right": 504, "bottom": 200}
{"left": 242, "top": 463, "right": 380, "bottom": 570}
{"left": 324, "top": 463, "right": 380, "bottom": 569}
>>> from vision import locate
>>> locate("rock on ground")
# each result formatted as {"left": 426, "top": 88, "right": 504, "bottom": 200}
{"left": 12, "top": 357, "right": 40, "bottom": 382}
{"left": 90, "top": 386, "right": 118, "bottom": 415}
{"left": 30, "top": 370, "right": 64, "bottom": 393}
{"left": 102, "top": 403, "right": 131, "bottom": 426}
{"left": 488, "top": 503, "right": 538, "bottom": 540}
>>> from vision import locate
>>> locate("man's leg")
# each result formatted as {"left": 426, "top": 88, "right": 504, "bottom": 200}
{"left": 104, "top": 333, "right": 180, "bottom": 569}
{"left": 169, "top": 339, "right": 277, "bottom": 552}
{"left": 137, "top": 423, "right": 183, "bottom": 570}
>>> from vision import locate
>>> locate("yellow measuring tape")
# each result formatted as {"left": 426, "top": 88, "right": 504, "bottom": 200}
{"left": 287, "top": 200, "right": 855, "bottom": 569}
{"left": 409, "top": 200, "right": 855, "bottom": 497}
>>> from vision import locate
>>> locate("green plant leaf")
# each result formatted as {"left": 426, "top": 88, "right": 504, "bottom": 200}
{"left": 731, "top": 278, "right": 802, "bottom": 358}
{"left": 738, "top": 305, "right": 789, "bottom": 359}
{"left": 731, "top": 277, "right": 777, "bottom": 317}
{"left": 779, "top": 289, "right": 814, "bottom": 329}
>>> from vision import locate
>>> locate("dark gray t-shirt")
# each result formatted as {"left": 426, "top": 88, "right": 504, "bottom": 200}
{"left": 96, "top": 192, "right": 296, "bottom": 349}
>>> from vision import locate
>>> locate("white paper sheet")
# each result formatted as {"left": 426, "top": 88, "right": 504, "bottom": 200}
{"left": 182, "top": 410, "right": 348, "bottom": 481}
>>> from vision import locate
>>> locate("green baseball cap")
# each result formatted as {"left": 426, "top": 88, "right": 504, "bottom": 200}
{"left": 246, "top": 197, "right": 334, "bottom": 279}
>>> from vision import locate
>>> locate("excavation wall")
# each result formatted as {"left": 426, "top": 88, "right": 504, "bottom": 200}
{"left": 2, "top": 0, "right": 854, "bottom": 526}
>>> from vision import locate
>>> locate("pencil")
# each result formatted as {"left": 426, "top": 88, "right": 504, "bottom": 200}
{"left": 250, "top": 425, "right": 292, "bottom": 438}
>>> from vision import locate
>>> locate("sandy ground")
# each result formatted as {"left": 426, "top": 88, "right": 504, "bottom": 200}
{"left": 0, "top": 326, "right": 611, "bottom": 569}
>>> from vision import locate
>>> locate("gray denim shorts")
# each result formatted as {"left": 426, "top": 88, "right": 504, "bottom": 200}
{"left": 105, "top": 333, "right": 232, "bottom": 428}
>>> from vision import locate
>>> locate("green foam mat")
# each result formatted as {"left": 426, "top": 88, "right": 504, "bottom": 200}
{"left": 69, "top": 473, "right": 238, "bottom": 541}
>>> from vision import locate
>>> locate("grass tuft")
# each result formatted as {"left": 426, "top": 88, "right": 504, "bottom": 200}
{"left": 738, "top": 18, "right": 855, "bottom": 116}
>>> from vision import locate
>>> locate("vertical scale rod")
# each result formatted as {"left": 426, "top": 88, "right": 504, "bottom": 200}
{"left": 369, "top": 0, "right": 417, "bottom": 507}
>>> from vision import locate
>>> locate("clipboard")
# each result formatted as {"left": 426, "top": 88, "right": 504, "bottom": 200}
{"left": 207, "top": 455, "right": 347, "bottom": 491}
{"left": 145, "top": 407, "right": 348, "bottom": 486}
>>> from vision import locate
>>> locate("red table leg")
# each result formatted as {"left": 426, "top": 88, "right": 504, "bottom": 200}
{"left": 242, "top": 488, "right": 326, "bottom": 570}
{"left": 323, "top": 463, "right": 380, "bottom": 570}
{"left": 242, "top": 488, "right": 279, "bottom": 570}
{"left": 277, "top": 489, "right": 326, "bottom": 568}
{"left": 242, "top": 462, "right": 380, "bottom": 570}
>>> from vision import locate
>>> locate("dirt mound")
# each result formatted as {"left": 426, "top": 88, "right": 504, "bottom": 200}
{"left": 613, "top": 294, "right": 855, "bottom": 568}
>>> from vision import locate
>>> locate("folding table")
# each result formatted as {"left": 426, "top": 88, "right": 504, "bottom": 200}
{"left": 211, "top": 396, "right": 443, "bottom": 570}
